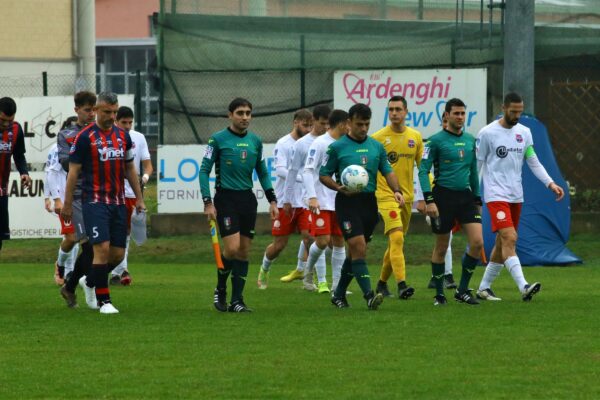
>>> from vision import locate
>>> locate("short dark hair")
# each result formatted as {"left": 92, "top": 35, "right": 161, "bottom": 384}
{"left": 74, "top": 91, "right": 97, "bottom": 107}
{"left": 293, "top": 108, "right": 312, "bottom": 121}
{"left": 348, "top": 103, "right": 371, "bottom": 120}
{"left": 445, "top": 98, "right": 466, "bottom": 113}
{"left": 312, "top": 105, "right": 331, "bottom": 120}
{"left": 328, "top": 109, "right": 349, "bottom": 128}
{"left": 503, "top": 92, "right": 523, "bottom": 106}
{"left": 117, "top": 106, "right": 134, "bottom": 120}
{"left": 228, "top": 97, "right": 252, "bottom": 113}
{"left": 388, "top": 95, "right": 407, "bottom": 109}
{"left": 0, "top": 97, "right": 17, "bottom": 116}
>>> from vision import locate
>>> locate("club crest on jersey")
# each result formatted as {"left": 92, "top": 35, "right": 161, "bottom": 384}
{"left": 0, "top": 142, "right": 12, "bottom": 153}
{"left": 343, "top": 221, "right": 352, "bottom": 232}
{"left": 407, "top": 139, "right": 415, "bottom": 148}
{"left": 515, "top": 134, "right": 523, "bottom": 143}
{"left": 309, "top": 149, "right": 316, "bottom": 156}
{"left": 240, "top": 150, "right": 247, "bottom": 160}
{"left": 360, "top": 155, "right": 368, "bottom": 165}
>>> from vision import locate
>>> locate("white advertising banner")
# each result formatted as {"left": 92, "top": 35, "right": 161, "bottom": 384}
{"left": 7, "top": 171, "right": 62, "bottom": 239}
{"left": 334, "top": 69, "right": 487, "bottom": 138}
{"left": 158, "top": 144, "right": 277, "bottom": 214}
{"left": 14, "top": 95, "right": 135, "bottom": 164}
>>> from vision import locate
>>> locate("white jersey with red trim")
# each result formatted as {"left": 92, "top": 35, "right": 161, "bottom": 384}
{"left": 124, "top": 130, "right": 151, "bottom": 199}
{"left": 303, "top": 132, "right": 337, "bottom": 211}
{"left": 476, "top": 120, "right": 533, "bottom": 203}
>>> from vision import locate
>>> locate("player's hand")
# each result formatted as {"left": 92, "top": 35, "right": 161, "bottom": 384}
{"left": 338, "top": 186, "right": 358, "bottom": 197}
{"left": 549, "top": 182, "right": 564, "bottom": 201}
{"left": 61, "top": 202, "right": 73, "bottom": 224}
{"left": 204, "top": 203, "right": 217, "bottom": 221}
{"left": 393, "top": 191, "right": 405, "bottom": 207}
{"left": 269, "top": 202, "right": 279, "bottom": 220}
{"left": 136, "top": 198, "right": 146, "bottom": 214}
{"left": 53, "top": 198, "right": 63, "bottom": 215}
{"left": 44, "top": 198, "right": 52, "bottom": 213}
{"left": 308, "top": 198, "right": 321, "bottom": 215}
{"left": 21, "top": 174, "right": 32, "bottom": 189}
{"left": 283, "top": 202, "right": 292, "bottom": 217}
{"left": 425, "top": 202, "right": 439, "bottom": 218}
{"left": 416, "top": 200, "right": 426, "bottom": 215}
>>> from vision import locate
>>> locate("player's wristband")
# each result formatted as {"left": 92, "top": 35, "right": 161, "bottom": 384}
{"left": 265, "top": 188, "right": 277, "bottom": 204}
{"left": 473, "top": 196, "right": 482, "bottom": 206}
{"left": 203, "top": 196, "right": 212, "bottom": 206}
{"left": 424, "top": 191, "right": 435, "bottom": 204}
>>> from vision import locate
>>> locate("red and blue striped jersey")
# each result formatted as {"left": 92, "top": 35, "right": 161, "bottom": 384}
{"left": 69, "top": 123, "right": 133, "bottom": 204}
{"left": 0, "top": 122, "right": 28, "bottom": 196}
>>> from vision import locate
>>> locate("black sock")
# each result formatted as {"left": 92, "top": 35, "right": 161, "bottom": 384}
{"left": 57, "top": 265, "right": 65, "bottom": 278}
{"left": 0, "top": 240, "right": 3, "bottom": 251}
{"left": 230, "top": 259, "right": 249, "bottom": 303}
{"left": 91, "top": 263, "right": 110, "bottom": 304}
{"left": 217, "top": 255, "right": 233, "bottom": 291}
{"left": 65, "top": 242, "right": 93, "bottom": 292}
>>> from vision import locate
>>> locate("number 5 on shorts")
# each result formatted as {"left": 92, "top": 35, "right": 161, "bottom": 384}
{"left": 92, "top": 226, "right": 99, "bottom": 238}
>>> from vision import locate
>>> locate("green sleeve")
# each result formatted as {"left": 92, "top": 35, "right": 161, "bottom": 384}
{"left": 255, "top": 141, "right": 273, "bottom": 191}
{"left": 469, "top": 143, "right": 480, "bottom": 196}
{"left": 378, "top": 142, "right": 393, "bottom": 175}
{"left": 418, "top": 139, "right": 436, "bottom": 193}
{"left": 199, "top": 137, "right": 218, "bottom": 200}
{"left": 319, "top": 145, "right": 338, "bottom": 177}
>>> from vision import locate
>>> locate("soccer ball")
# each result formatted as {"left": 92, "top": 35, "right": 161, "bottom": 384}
{"left": 341, "top": 165, "right": 369, "bottom": 192}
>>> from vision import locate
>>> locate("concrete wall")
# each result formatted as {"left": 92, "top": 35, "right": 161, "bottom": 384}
{"left": 0, "top": 0, "right": 73, "bottom": 60}
{"left": 96, "top": 0, "right": 158, "bottom": 39}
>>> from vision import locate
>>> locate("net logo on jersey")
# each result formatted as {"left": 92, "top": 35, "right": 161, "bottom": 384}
{"left": 387, "top": 151, "right": 398, "bottom": 164}
{"left": 496, "top": 146, "right": 508, "bottom": 158}
{"left": 98, "top": 147, "right": 125, "bottom": 162}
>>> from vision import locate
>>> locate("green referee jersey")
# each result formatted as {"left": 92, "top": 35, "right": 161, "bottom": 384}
{"left": 319, "top": 134, "right": 392, "bottom": 193}
{"left": 199, "top": 127, "right": 272, "bottom": 199}
{"left": 418, "top": 129, "right": 480, "bottom": 196}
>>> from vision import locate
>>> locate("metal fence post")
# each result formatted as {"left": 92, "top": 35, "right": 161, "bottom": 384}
{"left": 135, "top": 70, "right": 142, "bottom": 132}
{"left": 42, "top": 72, "right": 48, "bottom": 96}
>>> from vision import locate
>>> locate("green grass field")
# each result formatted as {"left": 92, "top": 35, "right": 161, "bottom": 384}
{"left": 1, "top": 233, "right": 599, "bottom": 399}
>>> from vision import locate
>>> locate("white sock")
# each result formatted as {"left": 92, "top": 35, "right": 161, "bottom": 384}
{"left": 478, "top": 261, "right": 504, "bottom": 291}
{"left": 505, "top": 256, "right": 528, "bottom": 292}
{"left": 296, "top": 241, "right": 306, "bottom": 272}
{"left": 315, "top": 252, "right": 327, "bottom": 284}
{"left": 64, "top": 243, "right": 79, "bottom": 275}
{"left": 307, "top": 242, "right": 326, "bottom": 273}
{"left": 444, "top": 236, "right": 453, "bottom": 275}
{"left": 331, "top": 246, "right": 345, "bottom": 290}
{"left": 262, "top": 252, "right": 274, "bottom": 272}
{"left": 112, "top": 236, "right": 131, "bottom": 276}
{"left": 57, "top": 247, "right": 70, "bottom": 266}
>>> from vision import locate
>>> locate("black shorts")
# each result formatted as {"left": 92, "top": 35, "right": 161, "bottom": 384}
{"left": 335, "top": 192, "right": 379, "bottom": 242}
{"left": 0, "top": 195, "right": 9, "bottom": 240}
{"left": 214, "top": 189, "right": 258, "bottom": 239}
{"left": 82, "top": 202, "right": 128, "bottom": 247}
{"left": 431, "top": 185, "right": 481, "bottom": 234}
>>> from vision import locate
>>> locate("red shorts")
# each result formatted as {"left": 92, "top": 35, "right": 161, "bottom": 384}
{"left": 125, "top": 197, "right": 137, "bottom": 231}
{"left": 59, "top": 214, "right": 75, "bottom": 235}
{"left": 487, "top": 201, "right": 522, "bottom": 232}
{"left": 309, "top": 210, "right": 342, "bottom": 237}
{"left": 271, "top": 207, "right": 311, "bottom": 236}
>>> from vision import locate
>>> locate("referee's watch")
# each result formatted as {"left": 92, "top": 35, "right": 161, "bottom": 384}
{"left": 203, "top": 197, "right": 212, "bottom": 206}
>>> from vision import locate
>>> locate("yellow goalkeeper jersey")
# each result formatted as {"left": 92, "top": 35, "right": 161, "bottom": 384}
{"left": 373, "top": 125, "right": 423, "bottom": 204}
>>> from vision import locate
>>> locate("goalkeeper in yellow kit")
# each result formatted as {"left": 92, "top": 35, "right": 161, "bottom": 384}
{"left": 373, "top": 96, "right": 423, "bottom": 299}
